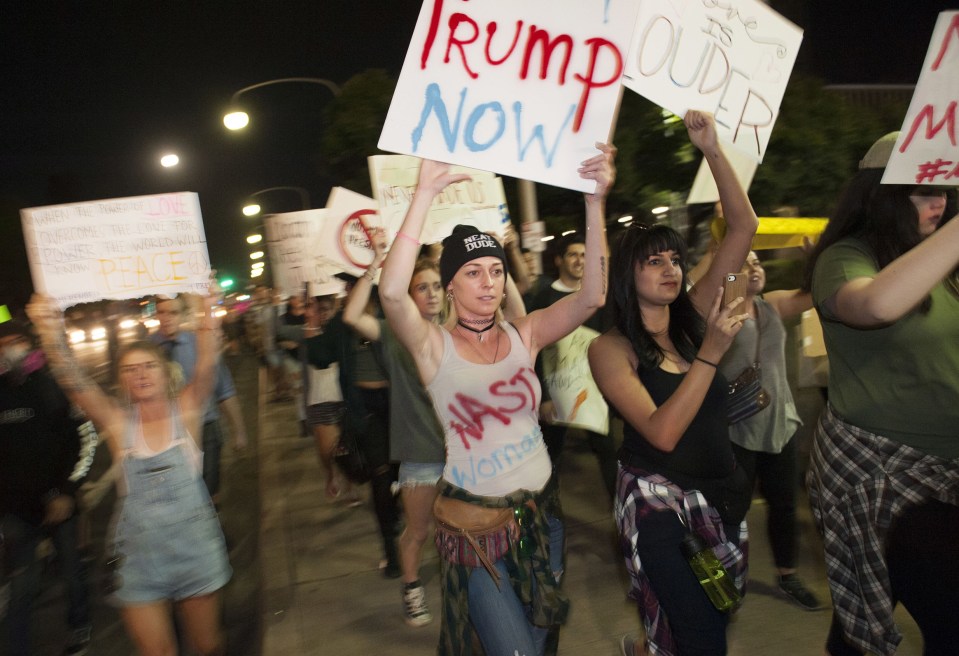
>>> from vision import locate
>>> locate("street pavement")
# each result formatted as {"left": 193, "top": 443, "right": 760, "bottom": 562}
{"left": 6, "top": 351, "right": 924, "bottom": 655}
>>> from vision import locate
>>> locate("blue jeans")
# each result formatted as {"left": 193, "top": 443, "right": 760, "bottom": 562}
{"left": 2, "top": 512, "right": 91, "bottom": 656}
{"left": 467, "top": 514, "right": 564, "bottom": 656}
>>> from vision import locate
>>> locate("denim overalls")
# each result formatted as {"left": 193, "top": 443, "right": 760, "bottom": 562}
{"left": 107, "top": 406, "right": 231, "bottom": 605}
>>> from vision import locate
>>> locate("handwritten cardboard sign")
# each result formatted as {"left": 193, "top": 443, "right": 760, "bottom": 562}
{"left": 369, "top": 155, "right": 510, "bottom": 244}
{"left": 540, "top": 326, "right": 609, "bottom": 435}
{"left": 266, "top": 190, "right": 387, "bottom": 296}
{"left": 21, "top": 193, "right": 210, "bottom": 309}
{"left": 623, "top": 0, "right": 802, "bottom": 163}
{"left": 378, "top": 0, "right": 641, "bottom": 193}
{"left": 324, "top": 187, "right": 385, "bottom": 278}
{"left": 264, "top": 209, "right": 343, "bottom": 299}
{"left": 884, "top": 11, "right": 959, "bottom": 185}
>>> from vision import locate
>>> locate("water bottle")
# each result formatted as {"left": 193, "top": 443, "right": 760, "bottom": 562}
{"left": 680, "top": 531, "right": 741, "bottom": 612}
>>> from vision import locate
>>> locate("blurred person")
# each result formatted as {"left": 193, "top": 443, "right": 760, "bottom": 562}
{"left": 378, "top": 144, "right": 612, "bottom": 656}
{"left": 27, "top": 289, "right": 231, "bottom": 656}
{"left": 0, "top": 318, "right": 94, "bottom": 656}
{"left": 305, "top": 282, "right": 401, "bottom": 578}
{"left": 301, "top": 291, "right": 358, "bottom": 503}
{"left": 717, "top": 251, "right": 820, "bottom": 610}
{"left": 343, "top": 227, "right": 526, "bottom": 627}
{"left": 153, "top": 295, "right": 248, "bottom": 504}
{"left": 528, "top": 231, "right": 617, "bottom": 499}
{"left": 589, "top": 111, "right": 757, "bottom": 656}
{"left": 248, "top": 284, "right": 291, "bottom": 402}
{"left": 277, "top": 294, "right": 308, "bottom": 436}
{"left": 803, "top": 133, "right": 959, "bottom": 656}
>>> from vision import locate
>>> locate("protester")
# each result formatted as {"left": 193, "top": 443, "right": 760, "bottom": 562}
{"left": 304, "top": 283, "right": 401, "bottom": 578}
{"left": 301, "top": 290, "right": 358, "bottom": 504}
{"left": 378, "top": 145, "right": 613, "bottom": 656}
{"left": 277, "top": 294, "right": 308, "bottom": 437}
{"left": 248, "top": 284, "right": 292, "bottom": 402}
{"left": 0, "top": 318, "right": 94, "bottom": 656}
{"left": 27, "top": 290, "right": 231, "bottom": 656}
{"left": 717, "top": 250, "right": 820, "bottom": 610}
{"left": 803, "top": 132, "right": 959, "bottom": 656}
{"left": 588, "top": 111, "right": 757, "bottom": 656}
{"left": 528, "top": 231, "right": 617, "bottom": 499}
{"left": 153, "top": 295, "right": 248, "bottom": 503}
{"left": 343, "top": 226, "right": 527, "bottom": 628}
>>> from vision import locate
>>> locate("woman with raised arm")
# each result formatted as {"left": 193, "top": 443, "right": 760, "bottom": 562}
{"left": 588, "top": 111, "right": 757, "bottom": 656}
{"left": 378, "top": 146, "right": 613, "bottom": 656}
{"left": 802, "top": 133, "right": 959, "bottom": 656}
{"left": 27, "top": 291, "right": 231, "bottom": 656}
{"left": 343, "top": 225, "right": 526, "bottom": 628}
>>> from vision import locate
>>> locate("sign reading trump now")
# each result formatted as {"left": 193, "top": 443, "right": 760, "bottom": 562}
{"left": 378, "top": 0, "right": 641, "bottom": 193}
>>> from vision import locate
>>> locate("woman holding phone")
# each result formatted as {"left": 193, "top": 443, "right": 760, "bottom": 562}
{"left": 588, "top": 111, "right": 757, "bottom": 656}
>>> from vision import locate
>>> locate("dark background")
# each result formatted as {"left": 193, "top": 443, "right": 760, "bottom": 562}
{"left": 0, "top": 0, "right": 953, "bottom": 307}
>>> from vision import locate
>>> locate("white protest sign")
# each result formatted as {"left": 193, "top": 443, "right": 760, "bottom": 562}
{"left": 687, "top": 141, "right": 759, "bottom": 204}
{"left": 264, "top": 210, "right": 343, "bottom": 299}
{"left": 623, "top": 0, "right": 803, "bottom": 163}
{"left": 369, "top": 155, "right": 510, "bottom": 244}
{"left": 541, "top": 326, "right": 608, "bottom": 435}
{"left": 884, "top": 11, "right": 959, "bottom": 185}
{"left": 324, "top": 187, "right": 384, "bottom": 278}
{"left": 378, "top": 0, "right": 641, "bottom": 193}
{"left": 20, "top": 193, "right": 210, "bottom": 309}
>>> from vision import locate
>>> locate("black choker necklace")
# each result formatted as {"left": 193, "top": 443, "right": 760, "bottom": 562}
{"left": 457, "top": 320, "right": 494, "bottom": 334}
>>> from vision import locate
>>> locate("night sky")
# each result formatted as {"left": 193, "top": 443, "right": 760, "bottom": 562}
{"left": 0, "top": 0, "right": 954, "bottom": 307}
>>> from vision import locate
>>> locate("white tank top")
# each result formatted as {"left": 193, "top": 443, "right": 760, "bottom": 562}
{"left": 427, "top": 323, "right": 550, "bottom": 496}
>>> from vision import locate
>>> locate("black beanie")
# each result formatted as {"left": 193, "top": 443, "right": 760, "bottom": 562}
{"left": 440, "top": 225, "right": 509, "bottom": 289}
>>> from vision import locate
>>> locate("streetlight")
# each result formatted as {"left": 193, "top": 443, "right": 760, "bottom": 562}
{"left": 242, "top": 186, "right": 311, "bottom": 216}
{"left": 160, "top": 153, "right": 180, "bottom": 168}
{"left": 223, "top": 77, "right": 341, "bottom": 130}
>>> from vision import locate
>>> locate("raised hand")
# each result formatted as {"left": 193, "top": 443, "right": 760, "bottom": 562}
{"left": 26, "top": 294, "right": 64, "bottom": 335}
{"left": 684, "top": 110, "right": 719, "bottom": 154}
{"left": 581, "top": 142, "right": 617, "bottom": 202}
{"left": 417, "top": 158, "right": 472, "bottom": 196}
{"left": 699, "top": 285, "right": 749, "bottom": 363}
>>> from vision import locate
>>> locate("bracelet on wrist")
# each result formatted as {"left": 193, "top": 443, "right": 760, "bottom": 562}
{"left": 694, "top": 356, "right": 718, "bottom": 368}
{"left": 396, "top": 231, "right": 421, "bottom": 246}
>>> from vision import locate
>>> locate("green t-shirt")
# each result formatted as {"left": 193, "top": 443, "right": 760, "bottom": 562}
{"left": 812, "top": 238, "right": 959, "bottom": 458}
{"left": 379, "top": 320, "right": 446, "bottom": 464}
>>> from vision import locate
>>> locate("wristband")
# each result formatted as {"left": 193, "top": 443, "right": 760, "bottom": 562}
{"left": 694, "top": 356, "right": 718, "bottom": 368}
{"left": 396, "top": 231, "right": 421, "bottom": 246}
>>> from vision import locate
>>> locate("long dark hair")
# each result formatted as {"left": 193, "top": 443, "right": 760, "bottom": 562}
{"left": 802, "top": 169, "right": 958, "bottom": 311}
{"left": 609, "top": 224, "right": 704, "bottom": 369}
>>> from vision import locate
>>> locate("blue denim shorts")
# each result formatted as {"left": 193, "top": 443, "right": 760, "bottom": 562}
{"left": 398, "top": 461, "right": 444, "bottom": 488}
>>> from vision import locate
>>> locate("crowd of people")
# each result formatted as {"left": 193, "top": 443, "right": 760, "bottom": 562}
{"left": 2, "top": 112, "right": 958, "bottom": 656}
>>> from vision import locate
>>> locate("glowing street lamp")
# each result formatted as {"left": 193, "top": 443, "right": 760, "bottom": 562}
{"left": 250, "top": 251, "right": 264, "bottom": 260}
{"left": 246, "top": 234, "right": 262, "bottom": 245}
{"left": 222, "top": 77, "right": 341, "bottom": 131}
{"left": 241, "top": 187, "right": 310, "bottom": 215}
{"left": 160, "top": 153, "right": 180, "bottom": 168}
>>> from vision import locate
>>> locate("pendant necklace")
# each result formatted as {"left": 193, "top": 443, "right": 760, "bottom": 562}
{"left": 457, "top": 324, "right": 501, "bottom": 364}
{"left": 457, "top": 318, "right": 495, "bottom": 342}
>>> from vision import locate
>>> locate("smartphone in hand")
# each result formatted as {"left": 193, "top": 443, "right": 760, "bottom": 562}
{"left": 723, "top": 273, "right": 748, "bottom": 308}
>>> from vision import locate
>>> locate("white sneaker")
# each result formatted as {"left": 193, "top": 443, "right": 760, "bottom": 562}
{"left": 403, "top": 584, "right": 433, "bottom": 627}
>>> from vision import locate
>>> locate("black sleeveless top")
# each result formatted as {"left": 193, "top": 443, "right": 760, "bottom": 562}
{"left": 621, "top": 366, "right": 735, "bottom": 485}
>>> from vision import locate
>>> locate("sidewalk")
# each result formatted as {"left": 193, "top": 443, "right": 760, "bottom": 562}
{"left": 254, "top": 368, "right": 925, "bottom": 655}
